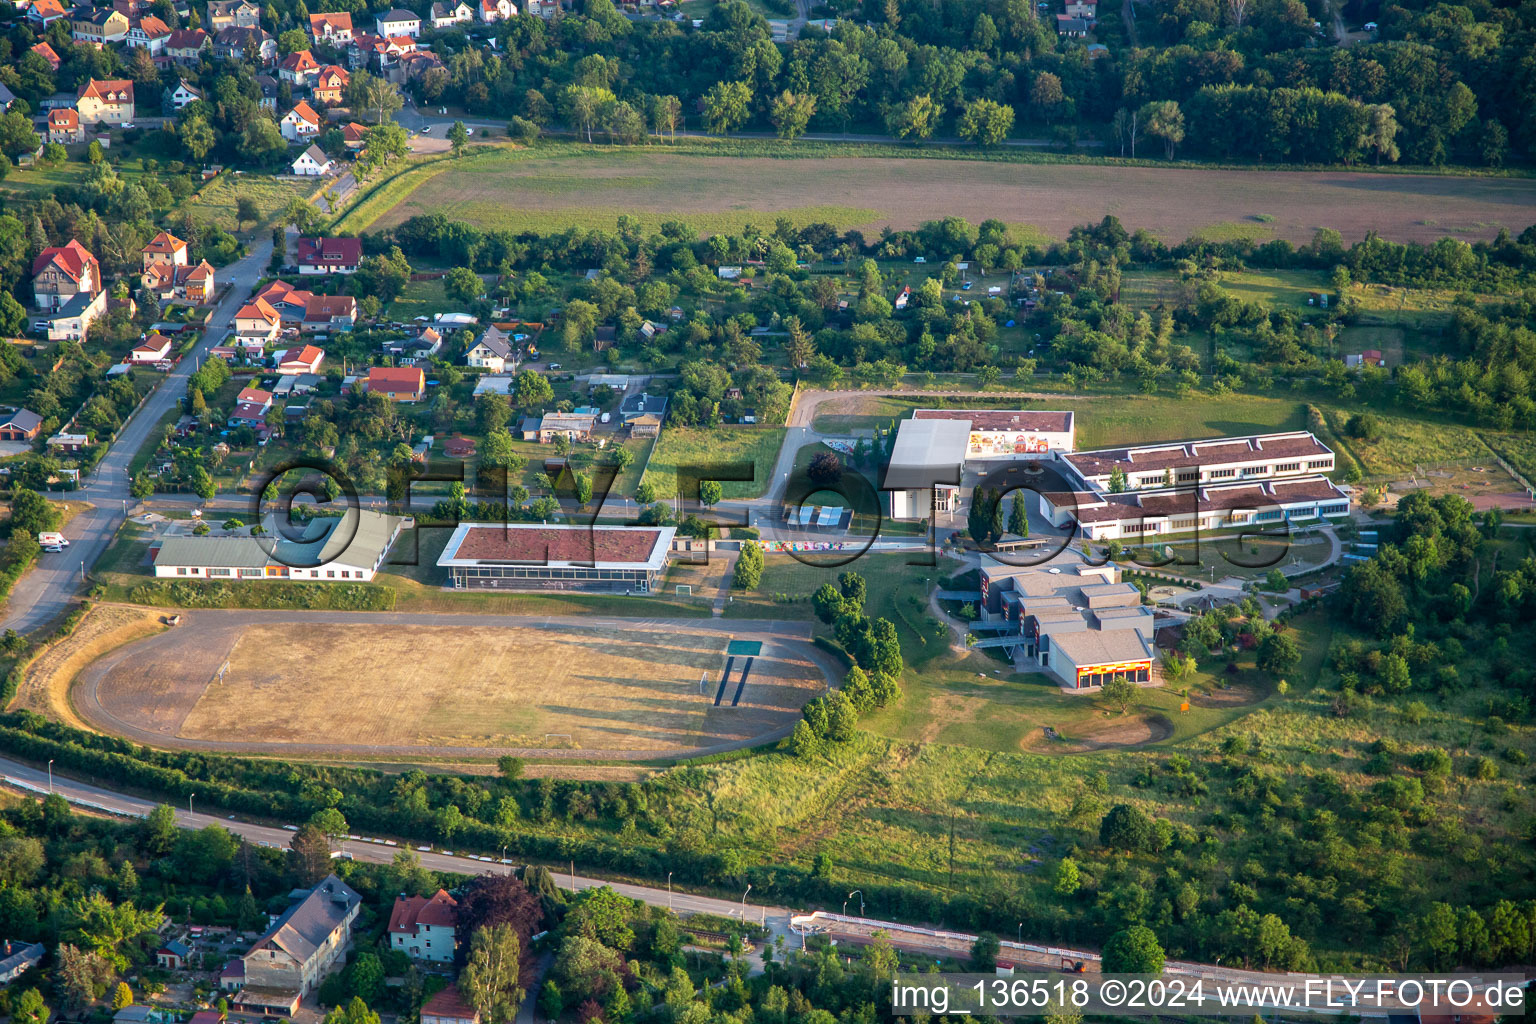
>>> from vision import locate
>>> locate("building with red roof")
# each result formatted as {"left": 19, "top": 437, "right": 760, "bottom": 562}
{"left": 296, "top": 237, "right": 362, "bottom": 275}
{"left": 366, "top": 366, "right": 424, "bottom": 402}
{"left": 387, "top": 889, "right": 457, "bottom": 963}
{"left": 438, "top": 523, "right": 675, "bottom": 592}
{"left": 32, "top": 239, "right": 100, "bottom": 310}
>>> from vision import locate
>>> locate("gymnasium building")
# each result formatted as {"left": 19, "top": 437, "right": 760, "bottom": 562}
{"left": 436, "top": 522, "right": 674, "bottom": 592}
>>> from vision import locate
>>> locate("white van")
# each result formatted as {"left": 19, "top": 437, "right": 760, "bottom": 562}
{"left": 38, "top": 531, "right": 68, "bottom": 549}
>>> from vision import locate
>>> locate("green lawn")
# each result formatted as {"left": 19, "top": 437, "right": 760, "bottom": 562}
{"left": 1319, "top": 405, "right": 1490, "bottom": 479}
{"left": 387, "top": 277, "right": 454, "bottom": 320}
{"left": 183, "top": 173, "right": 317, "bottom": 233}
{"left": 642, "top": 427, "right": 787, "bottom": 500}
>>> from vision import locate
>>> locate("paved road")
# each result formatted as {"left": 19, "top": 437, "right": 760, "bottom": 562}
{"left": 0, "top": 752, "right": 1384, "bottom": 993}
{"left": 0, "top": 238, "right": 276, "bottom": 634}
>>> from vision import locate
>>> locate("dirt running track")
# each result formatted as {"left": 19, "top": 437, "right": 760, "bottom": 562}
{"left": 72, "top": 609, "right": 840, "bottom": 761}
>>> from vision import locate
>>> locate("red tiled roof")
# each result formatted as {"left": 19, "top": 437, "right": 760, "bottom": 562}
{"left": 304, "top": 295, "right": 355, "bottom": 319}
{"left": 136, "top": 15, "right": 170, "bottom": 35}
{"left": 297, "top": 237, "right": 363, "bottom": 267}
{"left": 32, "top": 239, "right": 97, "bottom": 283}
{"left": 78, "top": 78, "right": 134, "bottom": 104}
{"left": 166, "top": 27, "right": 207, "bottom": 48}
{"left": 31, "top": 41, "right": 61, "bottom": 67}
{"left": 388, "top": 889, "right": 457, "bottom": 935}
{"left": 308, "top": 10, "right": 352, "bottom": 31}
{"left": 48, "top": 108, "right": 78, "bottom": 128}
{"left": 144, "top": 230, "right": 188, "bottom": 256}
{"left": 421, "top": 987, "right": 478, "bottom": 1024}
{"left": 453, "top": 526, "right": 663, "bottom": 564}
{"left": 368, "top": 366, "right": 424, "bottom": 389}
{"left": 237, "top": 386, "right": 272, "bottom": 405}
{"left": 281, "top": 344, "right": 325, "bottom": 365}
{"left": 237, "top": 298, "right": 280, "bottom": 324}
{"left": 1065, "top": 431, "right": 1332, "bottom": 478}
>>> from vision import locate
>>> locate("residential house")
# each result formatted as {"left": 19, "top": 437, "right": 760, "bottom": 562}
{"left": 28, "top": 0, "right": 66, "bottom": 26}
{"left": 344, "top": 31, "right": 379, "bottom": 69}
{"left": 234, "top": 297, "right": 281, "bottom": 346}
{"left": 164, "top": 28, "right": 209, "bottom": 63}
{"left": 256, "top": 74, "right": 280, "bottom": 109}
{"left": 312, "top": 65, "right": 349, "bottom": 105}
{"left": 43, "top": 290, "right": 107, "bottom": 341}
{"left": 155, "top": 939, "right": 192, "bottom": 969}
{"left": 70, "top": 7, "right": 130, "bottom": 45}
{"left": 341, "top": 121, "right": 368, "bottom": 148}
{"left": 296, "top": 236, "right": 362, "bottom": 275}
{"left": 280, "top": 100, "right": 322, "bottom": 141}
{"left": 303, "top": 294, "right": 356, "bottom": 332}
{"left": 76, "top": 79, "right": 135, "bottom": 125}
{"left": 46, "top": 107, "right": 83, "bottom": 144}
{"left": 279, "top": 49, "right": 320, "bottom": 86}
{"left": 537, "top": 412, "right": 595, "bottom": 443}
{"left": 164, "top": 79, "right": 203, "bottom": 109}
{"left": 47, "top": 431, "right": 89, "bottom": 453}
{"left": 254, "top": 280, "right": 310, "bottom": 323}
{"left": 516, "top": 416, "right": 541, "bottom": 441}
{"left": 479, "top": 0, "right": 512, "bottom": 21}
{"left": 227, "top": 385, "right": 273, "bottom": 427}
{"left": 367, "top": 366, "right": 425, "bottom": 402}
{"left": 276, "top": 343, "right": 325, "bottom": 375}
{"left": 142, "top": 229, "right": 189, "bottom": 270}
{"left": 127, "top": 15, "right": 171, "bottom": 52}
{"left": 308, "top": 9, "right": 353, "bottom": 42}
{"left": 619, "top": 392, "right": 667, "bottom": 425}
{"left": 32, "top": 239, "right": 100, "bottom": 310}
{"left": 141, "top": 260, "right": 215, "bottom": 303}
{"left": 395, "top": 49, "right": 443, "bottom": 83}
{"left": 129, "top": 334, "right": 173, "bottom": 363}
{"left": 226, "top": 875, "right": 361, "bottom": 1016}
{"left": 1063, "top": 0, "right": 1096, "bottom": 17}
{"left": 388, "top": 889, "right": 457, "bottom": 962}
{"left": 213, "top": 25, "right": 275, "bottom": 62}
{"left": 207, "top": 0, "right": 260, "bottom": 29}
{"left": 465, "top": 325, "right": 512, "bottom": 372}
{"left": 291, "top": 144, "right": 332, "bottom": 176}
{"left": 0, "top": 409, "right": 44, "bottom": 442}
{"left": 420, "top": 987, "right": 480, "bottom": 1024}
{"left": 1054, "top": 14, "right": 1088, "bottom": 34}
{"left": 30, "top": 41, "right": 62, "bottom": 69}
{"left": 375, "top": 7, "right": 419, "bottom": 36}
{"left": 429, "top": 1, "right": 473, "bottom": 26}
{"left": 0, "top": 941, "right": 45, "bottom": 983}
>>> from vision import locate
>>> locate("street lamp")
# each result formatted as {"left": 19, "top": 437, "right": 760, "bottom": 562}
{"left": 46, "top": 759, "right": 53, "bottom": 794}
{"left": 188, "top": 792, "right": 195, "bottom": 816}
{"left": 741, "top": 883, "right": 752, "bottom": 915}
{"left": 667, "top": 871, "right": 673, "bottom": 910}
{"left": 1018, "top": 922, "right": 1024, "bottom": 943}
{"left": 848, "top": 890, "right": 863, "bottom": 916}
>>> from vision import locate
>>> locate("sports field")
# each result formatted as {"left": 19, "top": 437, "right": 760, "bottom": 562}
{"left": 74, "top": 612, "right": 828, "bottom": 757}
{"left": 361, "top": 147, "right": 1536, "bottom": 244}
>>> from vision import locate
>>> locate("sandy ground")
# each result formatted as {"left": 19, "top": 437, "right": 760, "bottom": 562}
{"left": 1021, "top": 711, "right": 1174, "bottom": 752}
{"left": 10, "top": 604, "right": 166, "bottom": 727}
{"left": 86, "top": 619, "right": 825, "bottom": 753}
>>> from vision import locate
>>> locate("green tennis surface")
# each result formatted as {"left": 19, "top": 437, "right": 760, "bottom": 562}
{"left": 726, "top": 640, "right": 763, "bottom": 656}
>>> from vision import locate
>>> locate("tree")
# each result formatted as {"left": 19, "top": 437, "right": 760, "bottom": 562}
{"left": 497, "top": 755, "right": 523, "bottom": 781}
{"left": 699, "top": 480, "right": 722, "bottom": 507}
{"left": 970, "top": 932, "right": 1001, "bottom": 971}
{"left": 445, "top": 266, "right": 483, "bottom": 303}
{"left": 10, "top": 488, "right": 59, "bottom": 536}
{"left": 461, "top": 924, "right": 524, "bottom": 1024}
{"left": 56, "top": 944, "right": 115, "bottom": 1013}
{"left": 1108, "top": 466, "right": 1127, "bottom": 493}
{"left": 1363, "top": 104, "right": 1400, "bottom": 164}
{"left": 111, "top": 983, "right": 133, "bottom": 1011}
{"left": 309, "top": 807, "right": 349, "bottom": 843}
{"left": 0, "top": 111, "right": 39, "bottom": 161}
{"left": 190, "top": 466, "right": 216, "bottom": 501}
{"left": 733, "top": 540, "right": 763, "bottom": 589}
{"left": 1053, "top": 856, "right": 1081, "bottom": 895}
{"left": 1099, "top": 803, "right": 1155, "bottom": 852}
{"left": 139, "top": 804, "right": 178, "bottom": 856}
{"left": 886, "top": 94, "right": 942, "bottom": 141}
{"left": 1102, "top": 926, "right": 1165, "bottom": 974}
{"left": 1007, "top": 491, "right": 1029, "bottom": 537}
{"left": 348, "top": 69, "right": 402, "bottom": 124}
{"left": 957, "top": 98, "right": 1014, "bottom": 146}
{"left": 1101, "top": 675, "right": 1137, "bottom": 714}
{"left": 455, "top": 874, "right": 544, "bottom": 949}
{"left": 808, "top": 452, "right": 843, "bottom": 486}
{"left": 515, "top": 369, "right": 554, "bottom": 410}
{"left": 1030, "top": 72, "right": 1065, "bottom": 123}
{"left": 1256, "top": 631, "right": 1300, "bottom": 675}
{"left": 702, "top": 80, "right": 752, "bottom": 135}
{"left": 560, "top": 85, "right": 615, "bottom": 143}
{"left": 790, "top": 718, "right": 821, "bottom": 759}
{"left": 448, "top": 120, "right": 470, "bottom": 157}
{"left": 62, "top": 891, "right": 163, "bottom": 971}
{"left": 289, "top": 823, "right": 333, "bottom": 884}
{"left": 235, "top": 197, "right": 260, "bottom": 230}
{"left": 769, "top": 90, "right": 816, "bottom": 141}
{"left": 1139, "top": 100, "right": 1185, "bottom": 159}
{"left": 14, "top": 990, "right": 48, "bottom": 1024}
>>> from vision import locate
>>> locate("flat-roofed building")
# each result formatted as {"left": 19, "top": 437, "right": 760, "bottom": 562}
{"left": 884, "top": 417, "right": 970, "bottom": 520}
{"left": 1062, "top": 431, "right": 1335, "bottom": 492}
{"left": 911, "top": 408, "right": 1075, "bottom": 458}
{"left": 1041, "top": 476, "right": 1351, "bottom": 541}
{"left": 152, "top": 510, "right": 407, "bottom": 581}
{"left": 437, "top": 523, "right": 674, "bottom": 593}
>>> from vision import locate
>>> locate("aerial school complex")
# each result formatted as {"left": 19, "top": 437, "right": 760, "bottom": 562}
{"left": 884, "top": 410, "right": 1352, "bottom": 691}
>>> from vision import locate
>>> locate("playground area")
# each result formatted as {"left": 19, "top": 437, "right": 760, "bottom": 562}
{"left": 70, "top": 610, "right": 829, "bottom": 757}
{"left": 1375, "top": 457, "right": 1536, "bottom": 512}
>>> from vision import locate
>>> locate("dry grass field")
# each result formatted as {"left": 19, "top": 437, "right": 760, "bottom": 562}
{"left": 365, "top": 148, "right": 1536, "bottom": 244}
{"left": 82, "top": 619, "right": 826, "bottom": 755}
{"left": 11, "top": 604, "right": 166, "bottom": 727}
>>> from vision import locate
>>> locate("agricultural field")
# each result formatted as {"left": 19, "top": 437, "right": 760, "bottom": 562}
{"left": 73, "top": 614, "right": 828, "bottom": 756}
{"left": 359, "top": 145, "right": 1536, "bottom": 244}
{"left": 642, "top": 426, "right": 787, "bottom": 500}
